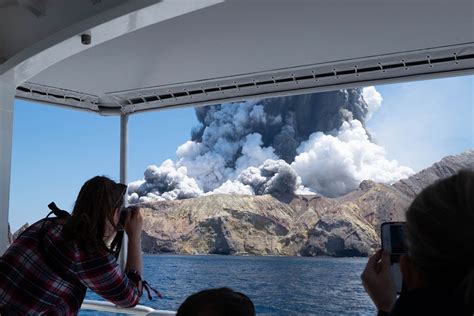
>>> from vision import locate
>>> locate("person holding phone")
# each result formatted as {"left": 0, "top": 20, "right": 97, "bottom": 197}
{"left": 361, "top": 170, "right": 474, "bottom": 315}
{"left": 0, "top": 176, "right": 144, "bottom": 315}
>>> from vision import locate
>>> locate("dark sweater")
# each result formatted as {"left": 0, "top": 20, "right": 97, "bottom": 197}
{"left": 378, "top": 287, "right": 471, "bottom": 316}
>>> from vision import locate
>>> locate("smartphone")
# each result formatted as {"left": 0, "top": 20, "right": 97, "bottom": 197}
{"left": 381, "top": 222, "right": 407, "bottom": 294}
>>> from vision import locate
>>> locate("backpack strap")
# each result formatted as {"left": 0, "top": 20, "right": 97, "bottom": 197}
{"left": 110, "top": 230, "right": 124, "bottom": 259}
{"left": 47, "top": 202, "right": 71, "bottom": 219}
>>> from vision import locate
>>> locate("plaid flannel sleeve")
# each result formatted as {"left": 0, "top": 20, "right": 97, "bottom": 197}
{"left": 75, "top": 252, "right": 142, "bottom": 308}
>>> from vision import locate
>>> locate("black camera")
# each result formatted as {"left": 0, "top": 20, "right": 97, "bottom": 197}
{"left": 118, "top": 206, "right": 137, "bottom": 229}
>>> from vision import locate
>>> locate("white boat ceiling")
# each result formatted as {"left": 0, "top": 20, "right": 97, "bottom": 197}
{"left": 1, "top": 0, "right": 473, "bottom": 115}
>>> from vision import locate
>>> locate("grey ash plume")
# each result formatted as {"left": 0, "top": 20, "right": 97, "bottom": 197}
{"left": 128, "top": 87, "right": 413, "bottom": 202}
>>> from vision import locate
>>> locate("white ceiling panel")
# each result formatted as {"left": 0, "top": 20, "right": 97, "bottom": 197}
{"left": 5, "top": 0, "right": 474, "bottom": 114}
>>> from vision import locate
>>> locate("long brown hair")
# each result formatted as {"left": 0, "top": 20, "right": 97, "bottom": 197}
{"left": 63, "top": 176, "right": 127, "bottom": 252}
{"left": 405, "top": 169, "right": 474, "bottom": 307}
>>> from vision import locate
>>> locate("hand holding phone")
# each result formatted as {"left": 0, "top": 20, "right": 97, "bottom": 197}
{"left": 361, "top": 250, "right": 397, "bottom": 312}
{"left": 381, "top": 222, "right": 407, "bottom": 294}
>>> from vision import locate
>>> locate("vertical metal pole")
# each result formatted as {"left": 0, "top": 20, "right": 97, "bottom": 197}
{"left": 120, "top": 114, "right": 128, "bottom": 185}
{"left": 118, "top": 114, "right": 128, "bottom": 268}
{"left": 0, "top": 82, "right": 15, "bottom": 255}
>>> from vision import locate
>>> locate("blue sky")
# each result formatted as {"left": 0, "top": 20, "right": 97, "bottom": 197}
{"left": 8, "top": 75, "right": 473, "bottom": 231}
{"left": 367, "top": 75, "right": 473, "bottom": 170}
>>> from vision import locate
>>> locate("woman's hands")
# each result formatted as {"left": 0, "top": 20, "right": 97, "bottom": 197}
{"left": 124, "top": 206, "right": 143, "bottom": 242}
{"left": 361, "top": 249, "right": 397, "bottom": 312}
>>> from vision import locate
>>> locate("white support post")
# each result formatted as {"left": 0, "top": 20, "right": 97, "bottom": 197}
{"left": 0, "top": 82, "right": 15, "bottom": 255}
{"left": 118, "top": 114, "right": 128, "bottom": 268}
{"left": 120, "top": 114, "right": 128, "bottom": 185}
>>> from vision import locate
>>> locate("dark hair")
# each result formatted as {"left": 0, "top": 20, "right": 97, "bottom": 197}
{"left": 405, "top": 170, "right": 474, "bottom": 306}
{"left": 177, "top": 287, "right": 256, "bottom": 316}
{"left": 63, "top": 176, "right": 127, "bottom": 252}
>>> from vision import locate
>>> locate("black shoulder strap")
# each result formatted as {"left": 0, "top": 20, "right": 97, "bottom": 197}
{"left": 110, "top": 230, "right": 124, "bottom": 259}
{"left": 47, "top": 202, "right": 71, "bottom": 218}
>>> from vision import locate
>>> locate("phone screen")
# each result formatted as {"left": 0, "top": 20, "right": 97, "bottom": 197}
{"left": 390, "top": 225, "right": 405, "bottom": 255}
{"left": 390, "top": 224, "right": 406, "bottom": 267}
{"left": 382, "top": 222, "right": 406, "bottom": 294}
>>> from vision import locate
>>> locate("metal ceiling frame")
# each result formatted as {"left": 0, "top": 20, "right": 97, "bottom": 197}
{"left": 14, "top": 43, "right": 474, "bottom": 116}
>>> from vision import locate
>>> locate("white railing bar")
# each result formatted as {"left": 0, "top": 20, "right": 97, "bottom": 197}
{"left": 81, "top": 299, "right": 176, "bottom": 315}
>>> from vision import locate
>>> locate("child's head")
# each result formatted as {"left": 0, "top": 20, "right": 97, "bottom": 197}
{"left": 177, "top": 287, "right": 255, "bottom": 316}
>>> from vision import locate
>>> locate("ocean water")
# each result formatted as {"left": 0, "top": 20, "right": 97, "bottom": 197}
{"left": 82, "top": 254, "right": 376, "bottom": 315}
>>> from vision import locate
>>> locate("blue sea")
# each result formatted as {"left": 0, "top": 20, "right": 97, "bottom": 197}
{"left": 82, "top": 254, "right": 376, "bottom": 315}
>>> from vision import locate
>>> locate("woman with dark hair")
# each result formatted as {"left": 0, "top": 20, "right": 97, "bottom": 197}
{"left": 362, "top": 170, "right": 474, "bottom": 315}
{"left": 0, "top": 176, "right": 144, "bottom": 315}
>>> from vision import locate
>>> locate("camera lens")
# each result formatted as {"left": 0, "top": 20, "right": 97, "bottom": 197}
{"left": 117, "top": 206, "right": 137, "bottom": 229}
{"left": 118, "top": 209, "right": 128, "bottom": 229}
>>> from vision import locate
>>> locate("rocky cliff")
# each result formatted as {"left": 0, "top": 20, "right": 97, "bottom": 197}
{"left": 393, "top": 150, "right": 474, "bottom": 199}
{"left": 140, "top": 151, "right": 473, "bottom": 257}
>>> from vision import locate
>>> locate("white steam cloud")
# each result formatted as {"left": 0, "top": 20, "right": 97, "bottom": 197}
{"left": 292, "top": 119, "right": 413, "bottom": 197}
{"left": 128, "top": 159, "right": 202, "bottom": 204}
{"left": 362, "top": 86, "right": 383, "bottom": 121}
{"left": 128, "top": 87, "right": 413, "bottom": 202}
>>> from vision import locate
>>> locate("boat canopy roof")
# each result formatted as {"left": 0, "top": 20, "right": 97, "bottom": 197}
{"left": 1, "top": 0, "right": 473, "bottom": 115}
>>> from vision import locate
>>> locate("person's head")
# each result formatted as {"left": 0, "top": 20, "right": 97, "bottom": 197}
{"left": 63, "top": 176, "right": 127, "bottom": 252}
{"left": 177, "top": 287, "right": 255, "bottom": 316}
{"left": 400, "top": 170, "right": 474, "bottom": 305}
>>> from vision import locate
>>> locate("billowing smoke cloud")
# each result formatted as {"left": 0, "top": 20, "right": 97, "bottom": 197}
{"left": 362, "top": 86, "right": 382, "bottom": 121}
{"left": 177, "top": 131, "right": 278, "bottom": 192}
{"left": 192, "top": 89, "right": 368, "bottom": 163}
{"left": 206, "top": 159, "right": 299, "bottom": 196}
{"left": 292, "top": 119, "right": 413, "bottom": 197}
{"left": 128, "top": 87, "right": 413, "bottom": 202}
{"left": 128, "top": 159, "right": 202, "bottom": 204}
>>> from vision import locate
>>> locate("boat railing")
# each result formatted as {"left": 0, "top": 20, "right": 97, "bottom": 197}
{"left": 81, "top": 299, "right": 176, "bottom": 315}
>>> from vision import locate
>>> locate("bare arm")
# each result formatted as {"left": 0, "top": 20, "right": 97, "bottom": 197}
{"left": 124, "top": 207, "right": 143, "bottom": 278}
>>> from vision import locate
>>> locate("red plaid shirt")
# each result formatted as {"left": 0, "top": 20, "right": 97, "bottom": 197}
{"left": 0, "top": 218, "right": 142, "bottom": 315}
